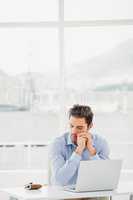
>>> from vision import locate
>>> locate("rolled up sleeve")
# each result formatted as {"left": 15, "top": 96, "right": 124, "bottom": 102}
{"left": 49, "top": 140, "right": 81, "bottom": 186}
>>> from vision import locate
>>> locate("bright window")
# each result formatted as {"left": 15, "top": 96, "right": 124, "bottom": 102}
{"left": 0, "top": 0, "right": 132, "bottom": 171}
{"left": 0, "top": 0, "right": 58, "bottom": 21}
{"left": 64, "top": 0, "right": 133, "bottom": 20}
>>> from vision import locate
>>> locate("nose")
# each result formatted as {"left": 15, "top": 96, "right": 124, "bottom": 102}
{"left": 71, "top": 127, "right": 79, "bottom": 134}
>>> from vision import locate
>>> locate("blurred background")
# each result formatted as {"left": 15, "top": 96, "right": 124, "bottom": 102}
{"left": 0, "top": 0, "right": 133, "bottom": 198}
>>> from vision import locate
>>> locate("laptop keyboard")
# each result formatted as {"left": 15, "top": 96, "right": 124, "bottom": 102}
{"left": 64, "top": 185, "right": 76, "bottom": 190}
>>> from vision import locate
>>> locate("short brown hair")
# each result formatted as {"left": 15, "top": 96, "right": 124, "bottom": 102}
{"left": 69, "top": 104, "right": 93, "bottom": 126}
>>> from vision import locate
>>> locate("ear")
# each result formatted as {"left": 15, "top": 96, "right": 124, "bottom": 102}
{"left": 88, "top": 122, "right": 93, "bottom": 129}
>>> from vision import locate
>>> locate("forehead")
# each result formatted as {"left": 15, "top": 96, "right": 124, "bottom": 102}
{"left": 69, "top": 116, "right": 87, "bottom": 125}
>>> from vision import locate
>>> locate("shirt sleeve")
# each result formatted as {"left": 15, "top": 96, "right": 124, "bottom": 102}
{"left": 49, "top": 140, "right": 81, "bottom": 186}
{"left": 90, "top": 137, "right": 110, "bottom": 160}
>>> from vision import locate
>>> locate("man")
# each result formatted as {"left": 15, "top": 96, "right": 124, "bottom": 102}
{"left": 49, "top": 104, "right": 109, "bottom": 186}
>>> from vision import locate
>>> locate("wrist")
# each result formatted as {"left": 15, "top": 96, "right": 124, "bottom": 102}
{"left": 75, "top": 146, "right": 84, "bottom": 156}
{"left": 88, "top": 145, "right": 96, "bottom": 156}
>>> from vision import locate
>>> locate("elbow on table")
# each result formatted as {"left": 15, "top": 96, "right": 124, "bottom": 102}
{"left": 54, "top": 172, "right": 69, "bottom": 186}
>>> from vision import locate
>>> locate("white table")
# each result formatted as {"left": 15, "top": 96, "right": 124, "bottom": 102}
{"left": 1, "top": 182, "right": 133, "bottom": 200}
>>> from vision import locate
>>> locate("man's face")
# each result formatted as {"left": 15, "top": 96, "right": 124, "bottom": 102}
{"left": 69, "top": 116, "right": 90, "bottom": 144}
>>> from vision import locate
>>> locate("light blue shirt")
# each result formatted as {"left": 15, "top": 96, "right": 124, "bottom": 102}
{"left": 49, "top": 132, "right": 110, "bottom": 186}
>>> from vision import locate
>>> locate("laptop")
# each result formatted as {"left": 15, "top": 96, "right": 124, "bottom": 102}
{"left": 64, "top": 159, "right": 122, "bottom": 192}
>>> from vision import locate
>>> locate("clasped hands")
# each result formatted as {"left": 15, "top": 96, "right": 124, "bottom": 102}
{"left": 75, "top": 132, "right": 96, "bottom": 156}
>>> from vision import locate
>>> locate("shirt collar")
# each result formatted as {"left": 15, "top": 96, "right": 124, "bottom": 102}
{"left": 66, "top": 133, "right": 76, "bottom": 146}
